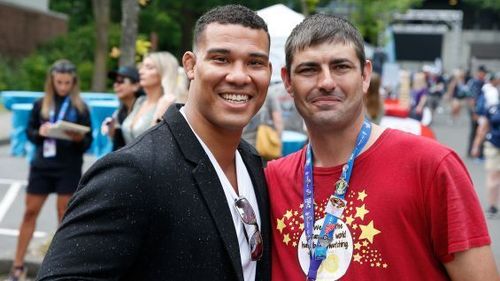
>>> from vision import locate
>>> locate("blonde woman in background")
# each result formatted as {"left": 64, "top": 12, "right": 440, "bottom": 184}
{"left": 153, "top": 66, "right": 189, "bottom": 121}
{"left": 121, "top": 52, "right": 179, "bottom": 144}
{"left": 364, "top": 73, "right": 385, "bottom": 124}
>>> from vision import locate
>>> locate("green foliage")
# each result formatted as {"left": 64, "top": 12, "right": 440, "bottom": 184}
{"left": 464, "top": 0, "right": 500, "bottom": 11}
{"left": 0, "top": 56, "right": 14, "bottom": 90}
{"left": 0, "top": 23, "right": 122, "bottom": 91}
{"left": 139, "top": 5, "right": 182, "bottom": 55}
{"left": 49, "top": 0, "right": 94, "bottom": 30}
{"left": 1, "top": 0, "right": 287, "bottom": 91}
{"left": 347, "top": 0, "right": 422, "bottom": 45}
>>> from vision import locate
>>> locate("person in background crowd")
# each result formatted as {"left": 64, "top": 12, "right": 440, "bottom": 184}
{"left": 266, "top": 13, "right": 498, "bottom": 281}
{"left": 36, "top": 4, "right": 272, "bottom": 280}
{"left": 445, "top": 68, "right": 470, "bottom": 123}
{"left": 120, "top": 51, "right": 179, "bottom": 144}
{"left": 272, "top": 81, "right": 306, "bottom": 134}
{"left": 424, "top": 66, "right": 446, "bottom": 117}
{"left": 466, "top": 65, "right": 488, "bottom": 158}
{"left": 364, "top": 72, "right": 384, "bottom": 124}
{"left": 7, "top": 59, "right": 92, "bottom": 281}
{"left": 242, "top": 83, "right": 283, "bottom": 157}
{"left": 409, "top": 71, "right": 428, "bottom": 121}
{"left": 472, "top": 72, "right": 500, "bottom": 218}
{"left": 101, "top": 66, "right": 144, "bottom": 151}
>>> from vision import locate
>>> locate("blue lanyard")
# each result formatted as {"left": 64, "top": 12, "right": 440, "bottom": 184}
{"left": 303, "top": 120, "right": 371, "bottom": 281}
{"left": 49, "top": 96, "right": 71, "bottom": 124}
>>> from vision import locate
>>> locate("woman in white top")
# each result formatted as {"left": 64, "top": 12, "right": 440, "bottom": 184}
{"left": 121, "top": 51, "right": 180, "bottom": 144}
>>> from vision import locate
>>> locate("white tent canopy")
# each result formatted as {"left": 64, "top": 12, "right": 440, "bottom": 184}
{"left": 257, "top": 4, "right": 304, "bottom": 82}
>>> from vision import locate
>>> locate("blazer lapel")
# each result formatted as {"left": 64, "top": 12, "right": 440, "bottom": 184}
{"left": 164, "top": 105, "right": 244, "bottom": 281}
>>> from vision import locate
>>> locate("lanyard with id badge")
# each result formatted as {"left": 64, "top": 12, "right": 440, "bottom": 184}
{"left": 303, "top": 120, "right": 371, "bottom": 281}
{"left": 43, "top": 96, "right": 70, "bottom": 158}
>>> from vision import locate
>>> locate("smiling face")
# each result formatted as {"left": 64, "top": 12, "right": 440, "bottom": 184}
{"left": 52, "top": 72, "right": 76, "bottom": 97}
{"left": 282, "top": 41, "right": 371, "bottom": 131}
{"left": 183, "top": 23, "right": 272, "bottom": 133}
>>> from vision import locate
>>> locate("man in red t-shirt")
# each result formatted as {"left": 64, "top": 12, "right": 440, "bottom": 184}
{"left": 265, "top": 14, "right": 499, "bottom": 281}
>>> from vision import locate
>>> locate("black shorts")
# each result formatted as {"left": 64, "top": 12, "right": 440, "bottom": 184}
{"left": 27, "top": 166, "right": 81, "bottom": 195}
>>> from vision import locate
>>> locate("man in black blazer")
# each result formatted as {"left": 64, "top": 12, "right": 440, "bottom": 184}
{"left": 37, "top": 4, "right": 272, "bottom": 281}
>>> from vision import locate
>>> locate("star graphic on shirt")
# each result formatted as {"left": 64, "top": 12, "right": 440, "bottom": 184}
{"left": 357, "top": 190, "right": 367, "bottom": 201}
{"left": 354, "top": 242, "right": 362, "bottom": 250}
{"left": 355, "top": 204, "right": 369, "bottom": 220}
{"left": 283, "top": 234, "right": 291, "bottom": 245}
{"left": 284, "top": 210, "right": 293, "bottom": 219}
{"left": 359, "top": 220, "right": 381, "bottom": 244}
{"left": 353, "top": 253, "right": 362, "bottom": 262}
{"left": 345, "top": 215, "right": 354, "bottom": 225}
{"left": 276, "top": 218, "right": 286, "bottom": 233}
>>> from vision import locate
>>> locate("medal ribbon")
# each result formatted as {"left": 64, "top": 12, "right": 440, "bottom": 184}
{"left": 303, "top": 120, "right": 371, "bottom": 281}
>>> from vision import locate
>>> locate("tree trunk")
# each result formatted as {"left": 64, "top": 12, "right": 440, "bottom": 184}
{"left": 300, "top": 0, "right": 309, "bottom": 16}
{"left": 119, "top": 0, "right": 140, "bottom": 67}
{"left": 91, "top": 0, "right": 110, "bottom": 92}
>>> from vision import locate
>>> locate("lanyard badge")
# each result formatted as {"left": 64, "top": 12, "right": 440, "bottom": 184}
{"left": 43, "top": 97, "right": 70, "bottom": 158}
{"left": 303, "top": 120, "right": 371, "bottom": 280}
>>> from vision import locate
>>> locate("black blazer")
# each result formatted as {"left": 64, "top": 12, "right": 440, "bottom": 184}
{"left": 37, "top": 104, "right": 271, "bottom": 281}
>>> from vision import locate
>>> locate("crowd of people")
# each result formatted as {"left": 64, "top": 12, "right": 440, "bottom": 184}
{"left": 391, "top": 64, "right": 500, "bottom": 219}
{"left": 4, "top": 3, "right": 500, "bottom": 281}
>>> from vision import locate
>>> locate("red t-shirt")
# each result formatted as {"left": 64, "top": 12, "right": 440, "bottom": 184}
{"left": 265, "top": 129, "right": 490, "bottom": 281}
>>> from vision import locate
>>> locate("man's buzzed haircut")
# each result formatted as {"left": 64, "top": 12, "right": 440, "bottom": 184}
{"left": 193, "top": 4, "right": 270, "bottom": 51}
{"left": 285, "top": 13, "right": 366, "bottom": 74}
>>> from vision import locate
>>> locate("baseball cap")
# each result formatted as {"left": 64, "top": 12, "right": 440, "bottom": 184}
{"left": 478, "top": 65, "right": 488, "bottom": 73}
{"left": 108, "top": 66, "right": 139, "bottom": 83}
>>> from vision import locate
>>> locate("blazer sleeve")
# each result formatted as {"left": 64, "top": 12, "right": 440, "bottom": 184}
{"left": 36, "top": 151, "right": 151, "bottom": 281}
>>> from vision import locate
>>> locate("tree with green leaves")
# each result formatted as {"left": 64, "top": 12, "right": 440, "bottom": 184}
{"left": 464, "top": 0, "right": 500, "bottom": 11}
{"left": 346, "top": 0, "right": 422, "bottom": 45}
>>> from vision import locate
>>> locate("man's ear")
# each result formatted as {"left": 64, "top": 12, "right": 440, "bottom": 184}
{"left": 281, "top": 66, "right": 294, "bottom": 97}
{"left": 182, "top": 51, "right": 196, "bottom": 80}
{"left": 362, "top": 60, "right": 373, "bottom": 94}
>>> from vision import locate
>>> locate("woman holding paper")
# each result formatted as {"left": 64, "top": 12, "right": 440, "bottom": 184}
{"left": 7, "top": 59, "right": 92, "bottom": 281}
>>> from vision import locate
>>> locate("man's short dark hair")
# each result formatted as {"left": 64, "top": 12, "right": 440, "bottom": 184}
{"left": 284, "top": 14, "right": 366, "bottom": 75}
{"left": 193, "top": 4, "right": 270, "bottom": 51}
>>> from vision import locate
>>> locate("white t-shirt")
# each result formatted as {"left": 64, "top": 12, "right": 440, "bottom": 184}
{"left": 180, "top": 107, "right": 261, "bottom": 281}
{"left": 482, "top": 83, "right": 499, "bottom": 108}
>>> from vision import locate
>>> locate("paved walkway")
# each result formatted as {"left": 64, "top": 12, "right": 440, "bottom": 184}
{"left": 0, "top": 112, "right": 11, "bottom": 146}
